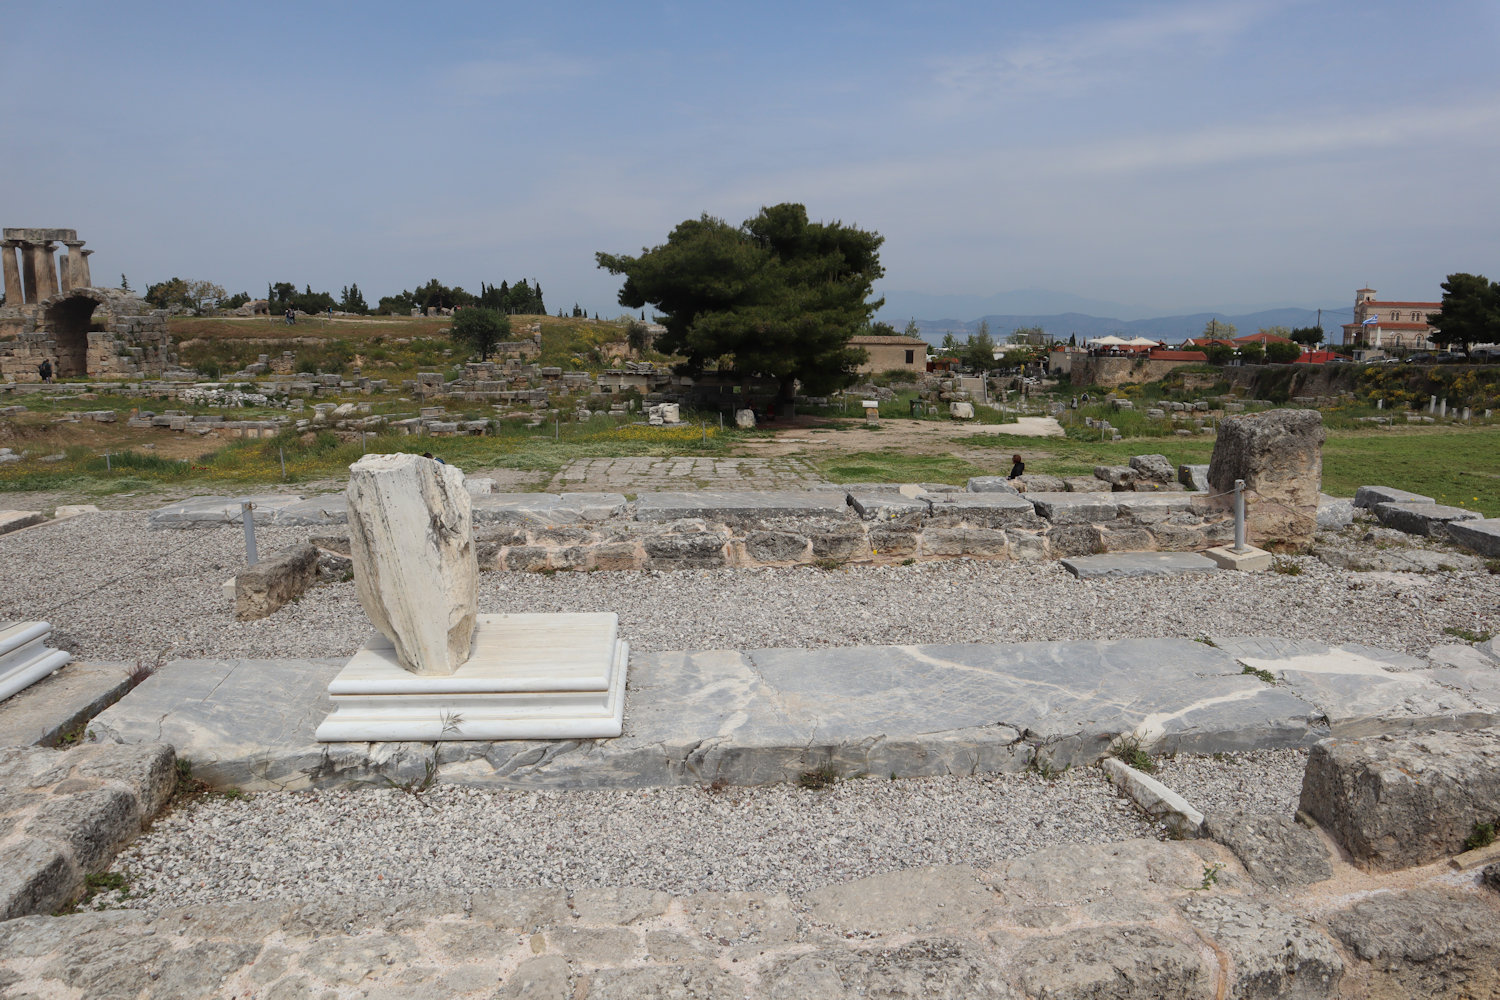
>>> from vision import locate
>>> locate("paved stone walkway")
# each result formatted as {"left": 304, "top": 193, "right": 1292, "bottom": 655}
{"left": 2, "top": 842, "right": 1494, "bottom": 999}
{"left": 548, "top": 457, "right": 831, "bottom": 493}
{"left": 88, "top": 635, "right": 1500, "bottom": 793}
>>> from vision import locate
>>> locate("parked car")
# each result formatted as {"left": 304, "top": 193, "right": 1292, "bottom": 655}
{"left": 1405, "top": 352, "right": 1435, "bottom": 364}
{"left": 1435, "top": 351, "right": 1468, "bottom": 363}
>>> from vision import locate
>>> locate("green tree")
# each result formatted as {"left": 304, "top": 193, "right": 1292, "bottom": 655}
{"left": 1239, "top": 341, "right": 1265, "bottom": 364}
{"left": 1428, "top": 272, "right": 1500, "bottom": 354}
{"left": 940, "top": 332, "right": 959, "bottom": 353}
{"left": 903, "top": 318, "right": 921, "bottom": 338}
{"left": 1201, "top": 319, "right": 1236, "bottom": 340}
{"left": 596, "top": 202, "right": 884, "bottom": 399}
{"left": 1204, "top": 343, "right": 1234, "bottom": 364}
{"left": 339, "top": 283, "right": 369, "bottom": 314}
{"left": 867, "top": 321, "right": 900, "bottom": 336}
{"left": 144, "top": 277, "right": 189, "bottom": 309}
{"left": 1257, "top": 325, "right": 1292, "bottom": 340}
{"left": 962, "top": 321, "right": 996, "bottom": 370}
{"left": 1289, "top": 326, "right": 1323, "bottom": 347}
{"left": 1265, "top": 340, "right": 1302, "bottom": 363}
{"left": 1010, "top": 324, "right": 1048, "bottom": 345}
{"left": 449, "top": 307, "right": 511, "bottom": 361}
{"left": 120, "top": 274, "right": 132, "bottom": 292}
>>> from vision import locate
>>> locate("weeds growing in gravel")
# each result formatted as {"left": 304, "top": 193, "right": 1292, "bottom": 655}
{"left": 1486, "top": 559, "right": 1500, "bottom": 575}
{"left": 797, "top": 764, "right": 841, "bottom": 789}
{"left": 1443, "top": 626, "right": 1495, "bottom": 644}
{"left": 1269, "top": 555, "right": 1302, "bottom": 576}
{"left": 383, "top": 760, "right": 440, "bottom": 803}
{"left": 1110, "top": 736, "right": 1156, "bottom": 774}
{"left": 1464, "top": 819, "right": 1497, "bottom": 852}
{"left": 1241, "top": 665, "right": 1277, "bottom": 685}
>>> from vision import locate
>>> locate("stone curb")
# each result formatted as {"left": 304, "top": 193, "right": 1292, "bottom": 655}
{"left": 1100, "top": 757, "right": 1205, "bottom": 838}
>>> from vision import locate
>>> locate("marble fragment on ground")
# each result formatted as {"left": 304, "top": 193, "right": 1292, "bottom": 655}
{"left": 344, "top": 453, "right": 477, "bottom": 674}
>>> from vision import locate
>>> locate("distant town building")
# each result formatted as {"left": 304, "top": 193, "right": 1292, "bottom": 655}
{"left": 1340, "top": 287, "right": 1438, "bottom": 351}
{"left": 848, "top": 334, "right": 928, "bottom": 375}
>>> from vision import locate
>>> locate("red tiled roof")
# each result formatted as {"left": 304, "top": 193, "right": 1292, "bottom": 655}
{"left": 1364, "top": 300, "right": 1440, "bottom": 309}
{"left": 1343, "top": 322, "right": 1431, "bottom": 331}
{"left": 1233, "top": 332, "right": 1293, "bottom": 345}
{"left": 1149, "top": 350, "right": 1209, "bottom": 361}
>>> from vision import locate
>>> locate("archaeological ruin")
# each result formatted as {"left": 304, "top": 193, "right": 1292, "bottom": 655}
{"left": 0, "top": 228, "right": 177, "bottom": 381}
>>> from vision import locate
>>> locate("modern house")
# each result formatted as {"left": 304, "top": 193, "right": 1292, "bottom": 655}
{"left": 848, "top": 335, "right": 929, "bottom": 375}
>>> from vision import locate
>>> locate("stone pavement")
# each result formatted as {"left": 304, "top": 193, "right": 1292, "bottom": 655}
{"left": 548, "top": 456, "right": 831, "bottom": 492}
{"left": 88, "top": 636, "right": 1500, "bottom": 793}
{"left": 1, "top": 840, "right": 1494, "bottom": 999}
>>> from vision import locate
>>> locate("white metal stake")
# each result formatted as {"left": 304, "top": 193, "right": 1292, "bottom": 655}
{"left": 241, "top": 502, "right": 259, "bottom": 565}
{"left": 1232, "top": 480, "right": 1247, "bottom": 554}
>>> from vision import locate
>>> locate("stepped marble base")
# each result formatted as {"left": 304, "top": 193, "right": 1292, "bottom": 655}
{"left": 314, "top": 613, "right": 628, "bottom": 742}
{"left": 0, "top": 622, "right": 73, "bottom": 703}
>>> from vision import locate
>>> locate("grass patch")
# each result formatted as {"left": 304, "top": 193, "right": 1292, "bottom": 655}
{"left": 1442, "top": 626, "right": 1496, "bottom": 644}
{"left": 1111, "top": 736, "right": 1156, "bottom": 774}
{"left": 1270, "top": 555, "right": 1303, "bottom": 576}
{"left": 1241, "top": 664, "right": 1277, "bottom": 684}
{"left": 797, "top": 763, "right": 841, "bottom": 789}
{"left": 816, "top": 448, "right": 986, "bottom": 485}
{"left": 1463, "top": 819, "right": 1496, "bottom": 852}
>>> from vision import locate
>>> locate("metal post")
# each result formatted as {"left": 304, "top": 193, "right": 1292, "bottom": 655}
{"left": 279, "top": 447, "right": 286, "bottom": 480}
{"left": 1232, "top": 479, "right": 1247, "bottom": 554}
{"left": 241, "top": 502, "right": 259, "bottom": 565}
{"left": 104, "top": 452, "right": 111, "bottom": 472}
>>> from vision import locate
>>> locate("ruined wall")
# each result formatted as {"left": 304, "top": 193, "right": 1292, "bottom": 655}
{"left": 1071, "top": 355, "right": 1207, "bottom": 388}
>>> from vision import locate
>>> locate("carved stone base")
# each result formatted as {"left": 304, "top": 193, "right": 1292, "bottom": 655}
{"left": 314, "top": 613, "right": 627, "bottom": 742}
{"left": 0, "top": 622, "right": 72, "bottom": 702}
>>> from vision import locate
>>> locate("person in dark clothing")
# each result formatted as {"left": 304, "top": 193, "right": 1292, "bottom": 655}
{"left": 37, "top": 360, "right": 52, "bottom": 383}
{"left": 1007, "top": 454, "right": 1024, "bottom": 479}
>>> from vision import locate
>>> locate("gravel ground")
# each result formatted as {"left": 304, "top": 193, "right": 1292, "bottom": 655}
{"left": 0, "top": 512, "right": 1494, "bottom": 663}
{"left": 102, "top": 768, "right": 1158, "bottom": 909}
{"left": 1152, "top": 748, "right": 1309, "bottom": 819}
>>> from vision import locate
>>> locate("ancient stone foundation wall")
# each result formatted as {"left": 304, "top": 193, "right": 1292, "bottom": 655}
{"left": 1071, "top": 355, "right": 1208, "bottom": 389}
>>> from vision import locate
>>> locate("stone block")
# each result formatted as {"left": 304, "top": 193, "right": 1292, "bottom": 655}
{"left": 1205, "top": 545, "right": 1273, "bottom": 571}
{"left": 922, "top": 527, "right": 1010, "bottom": 557}
{"left": 642, "top": 531, "right": 728, "bottom": 570}
{"left": 1353, "top": 485, "right": 1433, "bottom": 509}
{"left": 1327, "top": 889, "right": 1500, "bottom": 999}
{"left": 965, "top": 476, "right": 1019, "bottom": 494}
{"left": 1128, "top": 453, "right": 1175, "bottom": 483}
{"left": 1203, "top": 810, "right": 1332, "bottom": 889}
{"left": 0, "top": 511, "right": 44, "bottom": 535}
{"left": 1011, "top": 926, "right": 1214, "bottom": 1000}
{"left": 1373, "top": 500, "right": 1483, "bottom": 537}
{"left": 949, "top": 401, "right": 975, "bottom": 419}
{"left": 634, "top": 491, "right": 847, "bottom": 523}
{"left": 1209, "top": 409, "right": 1324, "bottom": 546}
{"left": 1178, "top": 463, "right": 1209, "bottom": 491}
{"left": 25, "top": 785, "right": 140, "bottom": 873}
{"left": 1016, "top": 473, "right": 1067, "bottom": 492}
{"left": 868, "top": 526, "right": 918, "bottom": 557}
{"left": 1299, "top": 728, "right": 1500, "bottom": 871}
{"left": 234, "top": 543, "right": 318, "bottom": 621}
{"left": 1062, "top": 551, "right": 1218, "bottom": 579}
{"left": 1061, "top": 476, "right": 1112, "bottom": 493}
{"left": 1447, "top": 517, "right": 1500, "bottom": 557}
{"left": 1094, "top": 464, "right": 1137, "bottom": 489}
{"left": 0, "top": 838, "right": 75, "bottom": 920}
{"left": 1047, "top": 524, "right": 1105, "bottom": 558}
{"left": 1026, "top": 493, "right": 1120, "bottom": 524}
{"left": 927, "top": 493, "right": 1040, "bottom": 529}
{"left": 809, "top": 527, "right": 868, "bottom": 561}
{"left": 345, "top": 454, "right": 477, "bottom": 675}
{"left": 1316, "top": 494, "right": 1354, "bottom": 530}
{"left": 743, "top": 531, "right": 809, "bottom": 563}
{"left": 845, "top": 493, "right": 928, "bottom": 525}
{"left": 1179, "top": 895, "right": 1344, "bottom": 1000}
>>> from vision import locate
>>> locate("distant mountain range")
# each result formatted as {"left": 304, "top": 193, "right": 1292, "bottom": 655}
{"left": 874, "top": 288, "right": 1351, "bottom": 347}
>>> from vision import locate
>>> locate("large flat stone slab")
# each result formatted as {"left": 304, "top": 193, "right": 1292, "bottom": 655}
{"left": 270, "top": 495, "right": 348, "bottom": 525}
{"left": 0, "top": 662, "right": 132, "bottom": 747}
{"left": 0, "top": 511, "right": 45, "bottom": 536}
{"left": 1353, "top": 485, "right": 1433, "bottom": 509}
{"left": 1061, "top": 552, "right": 1220, "bottom": 579}
{"left": 1447, "top": 517, "right": 1500, "bottom": 557}
{"left": 1373, "top": 500, "right": 1483, "bottom": 536}
{"left": 1211, "top": 636, "right": 1499, "bottom": 736}
{"left": 925, "top": 493, "right": 1041, "bottom": 527}
{"left": 148, "top": 494, "right": 304, "bottom": 528}
{"left": 634, "top": 491, "right": 850, "bottom": 522}
{"left": 90, "top": 637, "right": 1329, "bottom": 791}
{"left": 1024, "top": 493, "right": 1121, "bottom": 523}
{"left": 471, "top": 492, "right": 627, "bottom": 524}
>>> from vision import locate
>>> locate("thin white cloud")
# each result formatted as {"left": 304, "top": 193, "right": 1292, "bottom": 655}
{"left": 931, "top": 1, "right": 1279, "bottom": 106}
{"left": 442, "top": 52, "right": 594, "bottom": 100}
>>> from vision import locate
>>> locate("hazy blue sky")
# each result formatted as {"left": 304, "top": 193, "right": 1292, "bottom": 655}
{"left": 4, "top": 1, "right": 1496, "bottom": 320}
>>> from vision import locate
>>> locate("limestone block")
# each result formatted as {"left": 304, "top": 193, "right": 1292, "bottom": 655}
{"left": 1315, "top": 494, "right": 1354, "bottom": 530}
{"left": 1353, "top": 485, "right": 1433, "bottom": 509}
{"left": 234, "top": 544, "right": 318, "bottom": 621}
{"left": 345, "top": 454, "right": 478, "bottom": 675}
{"left": 1447, "top": 517, "right": 1500, "bottom": 557}
{"left": 734, "top": 408, "right": 755, "bottom": 428}
{"left": 1299, "top": 728, "right": 1500, "bottom": 871}
{"left": 965, "top": 476, "right": 1019, "bottom": 494}
{"left": 1327, "top": 889, "right": 1500, "bottom": 999}
{"left": 1373, "top": 500, "right": 1482, "bottom": 537}
{"left": 1202, "top": 809, "right": 1332, "bottom": 889}
{"left": 1010, "top": 926, "right": 1213, "bottom": 1000}
{"left": 1128, "top": 453, "right": 1175, "bottom": 483}
{"left": 949, "top": 401, "right": 975, "bottom": 419}
{"left": 1094, "top": 464, "right": 1137, "bottom": 489}
{"left": 1179, "top": 895, "right": 1344, "bottom": 999}
{"left": 1209, "top": 409, "right": 1324, "bottom": 546}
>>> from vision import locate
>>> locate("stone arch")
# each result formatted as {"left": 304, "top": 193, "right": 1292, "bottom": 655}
{"left": 39, "top": 288, "right": 110, "bottom": 376}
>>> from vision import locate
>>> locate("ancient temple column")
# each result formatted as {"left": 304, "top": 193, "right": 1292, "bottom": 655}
{"left": 30, "top": 243, "right": 59, "bottom": 301}
{"left": 1, "top": 241, "right": 21, "bottom": 305}
{"left": 20, "top": 242, "right": 38, "bottom": 304}
{"left": 75, "top": 247, "right": 93, "bottom": 289}
{"left": 61, "top": 241, "right": 83, "bottom": 291}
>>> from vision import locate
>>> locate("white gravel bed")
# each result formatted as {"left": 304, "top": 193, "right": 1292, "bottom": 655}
{"left": 1150, "top": 748, "right": 1309, "bottom": 820}
{"left": 101, "top": 769, "right": 1157, "bottom": 909}
{"left": 1, "top": 512, "right": 1494, "bottom": 663}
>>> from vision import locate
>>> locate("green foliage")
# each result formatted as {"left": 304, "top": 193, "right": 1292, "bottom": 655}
{"left": 1290, "top": 326, "right": 1324, "bottom": 347}
{"left": 1428, "top": 272, "right": 1500, "bottom": 353}
{"left": 797, "top": 763, "right": 841, "bottom": 789}
{"left": 962, "top": 322, "right": 997, "bottom": 371}
{"left": 1270, "top": 555, "right": 1302, "bottom": 575}
{"left": 816, "top": 448, "right": 986, "bottom": 484}
{"left": 339, "top": 283, "right": 369, "bottom": 314}
{"left": 478, "top": 278, "right": 545, "bottom": 315}
{"left": 867, "top": 320, "right": 900, "bottom": 336}
{"left": 597, "top": 202, "right": 885, "bottom": 397}
{"left": 147, "top": 277, "right": 227, "bottom": 311}
{"left": 1442, "top": 626, "right": 1495, "bottom": 643}
{"left": 1241, "top": 664, "right": 1277, "bottom": 684}
{"left": 1239, "top": 342, "right": 1265, "bottom": 364}
{"left": 1464, "top": 819, "right": 1496, "bottom": 851}
{"left": 1203, "top": 343, "right": 1234, "bottom": 365}
{"left": 1112, "top": 736, "right": 1156, "bottom": 773}
{"left": 1265, "top": 340, "right": 1302, "bottom": 364}
{"left": 449, "top": 308, "right": 511, "bottom": 360}
{"left": 1201, "top": 319, "right": 1236, "bottom": 338}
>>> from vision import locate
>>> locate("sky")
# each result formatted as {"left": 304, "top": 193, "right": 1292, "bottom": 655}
{"left": 3, "top": 1, "right": 1497, "bottom": 323}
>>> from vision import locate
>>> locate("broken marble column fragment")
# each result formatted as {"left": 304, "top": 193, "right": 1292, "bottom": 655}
{"left": 345, "top": 453, "right": 477, "bottom": 675}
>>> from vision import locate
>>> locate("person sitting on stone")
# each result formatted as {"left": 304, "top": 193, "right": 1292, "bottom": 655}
{"left": 1008, "top": 454, "right": 1025, "bottom": 480}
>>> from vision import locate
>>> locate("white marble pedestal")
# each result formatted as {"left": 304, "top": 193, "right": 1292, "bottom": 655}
{"left": 314, "top": 613, "right": 628, "bottom": 742}
{"left": 0, "top": 622, "right": 73, "bottom": 702}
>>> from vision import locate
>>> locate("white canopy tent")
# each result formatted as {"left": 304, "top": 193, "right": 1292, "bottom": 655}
{"left": 1125, "top": 337, "right": 1160, "bottom": 347}
{"left": 1088, "top": 335, "right": 1129, "bottom": 346}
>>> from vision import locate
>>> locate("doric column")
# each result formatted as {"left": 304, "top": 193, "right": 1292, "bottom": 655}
{"left": 20, "top": 242, "right": 38, "bottom": 304}
{"left": 1, "top": 241, "right": 21, "bottom": 305}
{"left": 58, "top": 254, "right": 73, "bottom": 293}
{"left": 31, "top": 242, "right": 59, "bottom": 301}
{"left": 75, "top": 247, "right": 93, "bottom": 289}
{"left": 61, "top": 241, "right": 86, "bottom": 291}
